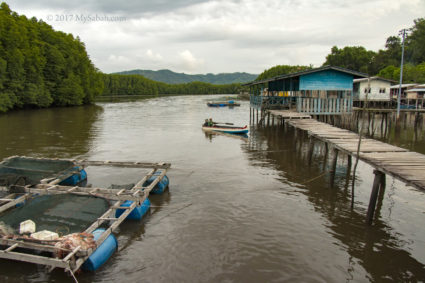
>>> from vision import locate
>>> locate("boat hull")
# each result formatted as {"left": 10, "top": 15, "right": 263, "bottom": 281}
{"left": 202, "top": 125, "right": 249, "bottom": 134}
{"left": 207, "top": 101, "right": 241, "bottom": 107}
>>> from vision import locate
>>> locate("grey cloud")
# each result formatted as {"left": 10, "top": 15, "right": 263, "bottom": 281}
{"left": 8, "top": 0, "right": 424, "bottom": 74}
{"left": 11, "top": 0, "right": 212, "bottom": 16}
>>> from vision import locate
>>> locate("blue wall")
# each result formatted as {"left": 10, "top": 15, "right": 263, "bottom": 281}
{"left": 299, "top": 70, "right": 353, "bottom": 90}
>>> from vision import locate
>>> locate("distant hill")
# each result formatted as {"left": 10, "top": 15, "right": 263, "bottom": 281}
{"left": 114, "top": 69, "right": 257, "bottom": 84}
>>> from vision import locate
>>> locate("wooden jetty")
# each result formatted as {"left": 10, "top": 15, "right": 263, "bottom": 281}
{"left": 0, "top": 157, "right": 170, "bottom": 276}
{"left": 264, "top": 110, "right": 425, "bottom": 225}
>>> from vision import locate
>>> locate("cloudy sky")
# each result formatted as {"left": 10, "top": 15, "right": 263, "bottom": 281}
{"left": 8, "top": 0, "right": 425, "bottom": 74}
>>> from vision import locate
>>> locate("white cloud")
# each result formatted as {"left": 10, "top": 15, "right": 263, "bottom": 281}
{"left": 8, "top": 0, "right": 425, "bottom": 74}
{"left": 178, "top": 50, "right": 204, "bottom": 72}
{"left": 146, "top": 49, "right": 163, "bottom": 61}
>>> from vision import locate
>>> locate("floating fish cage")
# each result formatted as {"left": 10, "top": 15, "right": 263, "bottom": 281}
{"left": 0, "top": 156, "right": 170, "bottom": 276}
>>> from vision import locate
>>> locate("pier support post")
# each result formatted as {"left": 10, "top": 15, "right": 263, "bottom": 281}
{"left": 322, "top": 142, "right": 329, "bottom": 170}
{"left": 366, "top": 170, "right": 385, "bottom": 225}
{"left": 330, "top": 148, "right": 339, "bottom": 187}
{"left": 344, "top": 155, "right": 352, "bottom": 190}
{"left": 249, "top": 107, "right": 252, "bottom": 124}
{"left": 256, "top": 109, "right": 259, "bottom": 124}
{"left": 375, "top": 172, "right": 387, "bottom": 219}
{"left": 307, "top": 137, "right": 314, "bottom": 164}
{"left": 250, "top": 107, "right": 252, "bottom": 124}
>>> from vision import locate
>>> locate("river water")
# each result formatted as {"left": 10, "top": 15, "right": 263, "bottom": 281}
{"left": 0, "top": 95, "right": 424, "bottom": 282}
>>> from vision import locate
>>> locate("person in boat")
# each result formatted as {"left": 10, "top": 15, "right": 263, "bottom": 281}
{"left": 203, "top": 119, "right": 209, "bottom": 126}
{"left": 208, "top": 118, "right": 214, "bottom": 127}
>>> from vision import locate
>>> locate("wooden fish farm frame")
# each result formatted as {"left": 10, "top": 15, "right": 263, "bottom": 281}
{"left": 0, "top": 157, "right": 171, "bottom": 275}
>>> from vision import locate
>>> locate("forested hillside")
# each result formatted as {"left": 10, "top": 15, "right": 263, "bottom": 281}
{"left": 102, "top": 74, "right": 241, "bottom": 96}
{"left": 0, "top": 3, "right": 103, "bottom": 112}
{"left": 115, "top": 69, "right": 257, "bottom": 84}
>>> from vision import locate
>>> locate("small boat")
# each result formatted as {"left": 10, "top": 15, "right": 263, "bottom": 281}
{"left": 202, "top": 124, "right": 249, "bottom": 134}
{"left": 204, "top": 131, "right": 249, "bottom": 141}
{"left": 207, "top": 100, "right": 241, "bottom": 107}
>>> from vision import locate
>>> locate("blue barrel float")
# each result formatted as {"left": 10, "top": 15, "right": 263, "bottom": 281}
{"left": 82, "top": 228, "right": 118, "bottom": 271}
{"left": 144, "top": 172, "right": 169, "bottom": 194}
{"left": 59, "top": 167, "right": 87, "bottom": 186}
{"left": 115, "top": 198, "right": 151, "bottom": 220}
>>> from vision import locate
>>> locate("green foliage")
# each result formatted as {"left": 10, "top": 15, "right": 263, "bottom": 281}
{"left": 101, "top": 73, "right": 241, "bottom": 96}
{"left": 378, "top": 63, "right": 425, "bottom": 83}
{"left": 0, "top": 3, "right": 102, "bottom": 112}
{"left": 256, "top": 65, "right": 312, "bottom": 81}
{"left": 323, "top": 18, "right": 425, "bottom": 78}
{"left": 323, "top": 46, "right": 375, "bottom": 73}
{"left": 115, "top": 69, "right": 257, "bottom": 84}
{"left": 406, "top": 18, "right": 425, "bottom": 65}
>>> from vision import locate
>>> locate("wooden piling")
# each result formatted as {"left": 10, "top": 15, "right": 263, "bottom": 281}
{"left": 307, "top": 137, "right": 314, "bottom": 164}
{"left": 344, "top": 155, "right": 352, "bottom": 190}
{"left": 330, "top": 148, "right": 338, "bottom": 172}
{"left": 330, "top": 148, "right": 339, "bottom": 187}
{"left": 366, "top": 170, "right": 384, "bottom": 225}
{"left": 249, "top": 107, "right": 252, "bottom": 124}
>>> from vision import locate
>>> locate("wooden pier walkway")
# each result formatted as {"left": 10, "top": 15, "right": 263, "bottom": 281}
{"left": 285, "top": 118, "right": 425, "bottom": 190}
{"left": 265, "top": 110, "right": 425, "bottom": 224}
{"left": 268, "top": 110, "right": 312, "bottom": 119}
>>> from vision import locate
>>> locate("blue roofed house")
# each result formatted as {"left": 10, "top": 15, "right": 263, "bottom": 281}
{"left": 246, "top": 65, "right": 368, "bottom": 115}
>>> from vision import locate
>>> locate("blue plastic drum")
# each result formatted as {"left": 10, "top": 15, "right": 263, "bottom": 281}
{"left": 115, "top": 198, "right": 151, "bottom": 220}
{"left": 82, "top": 228, "right": 118, "bottom": 271}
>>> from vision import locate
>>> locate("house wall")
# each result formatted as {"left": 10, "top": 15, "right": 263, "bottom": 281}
{"left": 407, "top": 92, "right": 418, "bottom": 99}
{"left": 357, "top": 80, "right": 391, "bottom": 101}
{"left": 299, "top": 70, "right": 353, "bottom": 91}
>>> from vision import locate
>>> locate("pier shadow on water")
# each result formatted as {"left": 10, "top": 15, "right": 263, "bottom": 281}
{"left": 242, "top": 124, "right": 425, "bottom": 282}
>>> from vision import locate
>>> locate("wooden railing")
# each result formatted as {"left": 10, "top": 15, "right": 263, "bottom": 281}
{"left": 250, "top": 95, "right": 295, "bottom": 110}
{"left": 296, "top": 98, "right": 352, "bottom": 114}
{"left": 250, "top": 95, "right": 353, "bottom": 114}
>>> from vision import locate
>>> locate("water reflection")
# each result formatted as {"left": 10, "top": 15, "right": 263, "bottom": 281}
{"left": 203, "top": 131, "right": 249, "bottom": 142}
{"left": 243, "top": 124, "right": 425, "bottom": 281}
{"left": 0, "top": 105, "right": 103, "bottom": 160}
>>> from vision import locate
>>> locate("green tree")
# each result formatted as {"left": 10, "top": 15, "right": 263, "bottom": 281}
{"left": 406, "top": 18, "right": 425, "bottom": 65}
{"left": 0, "top": 3, "right": 103, "bottom": 112}
{"left": 323, "top": 46, "right": 375, "bottom": 73}
{"left": 256, "top": 65, "right": 312, "bottom": 81}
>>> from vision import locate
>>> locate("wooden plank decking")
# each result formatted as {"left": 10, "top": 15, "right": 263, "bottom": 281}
{"left": 268, "top": 110, "right": 312, "bottom": 119}
{"left": 276, "top": 112, "right": 425, "bottom": 190}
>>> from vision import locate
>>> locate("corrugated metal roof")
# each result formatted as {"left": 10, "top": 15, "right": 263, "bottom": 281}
{"left": 353, "top": 76, "right": 396, "bottom": 83}
{"left": 389, "top": 83, "right": 418, "bottom": 89}
{"left": 406, "top": 88, "right": 425, "bottom": 92}
{"left": 243, "top": 65, "right": 368, "bottom": 86}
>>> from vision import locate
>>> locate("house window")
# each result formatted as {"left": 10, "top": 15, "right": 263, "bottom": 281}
{"left": 379, "top": 88, "right": 386, "bottom": 93}
{"left": 364, "top": 87, "right": 371, "bottom": 93}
